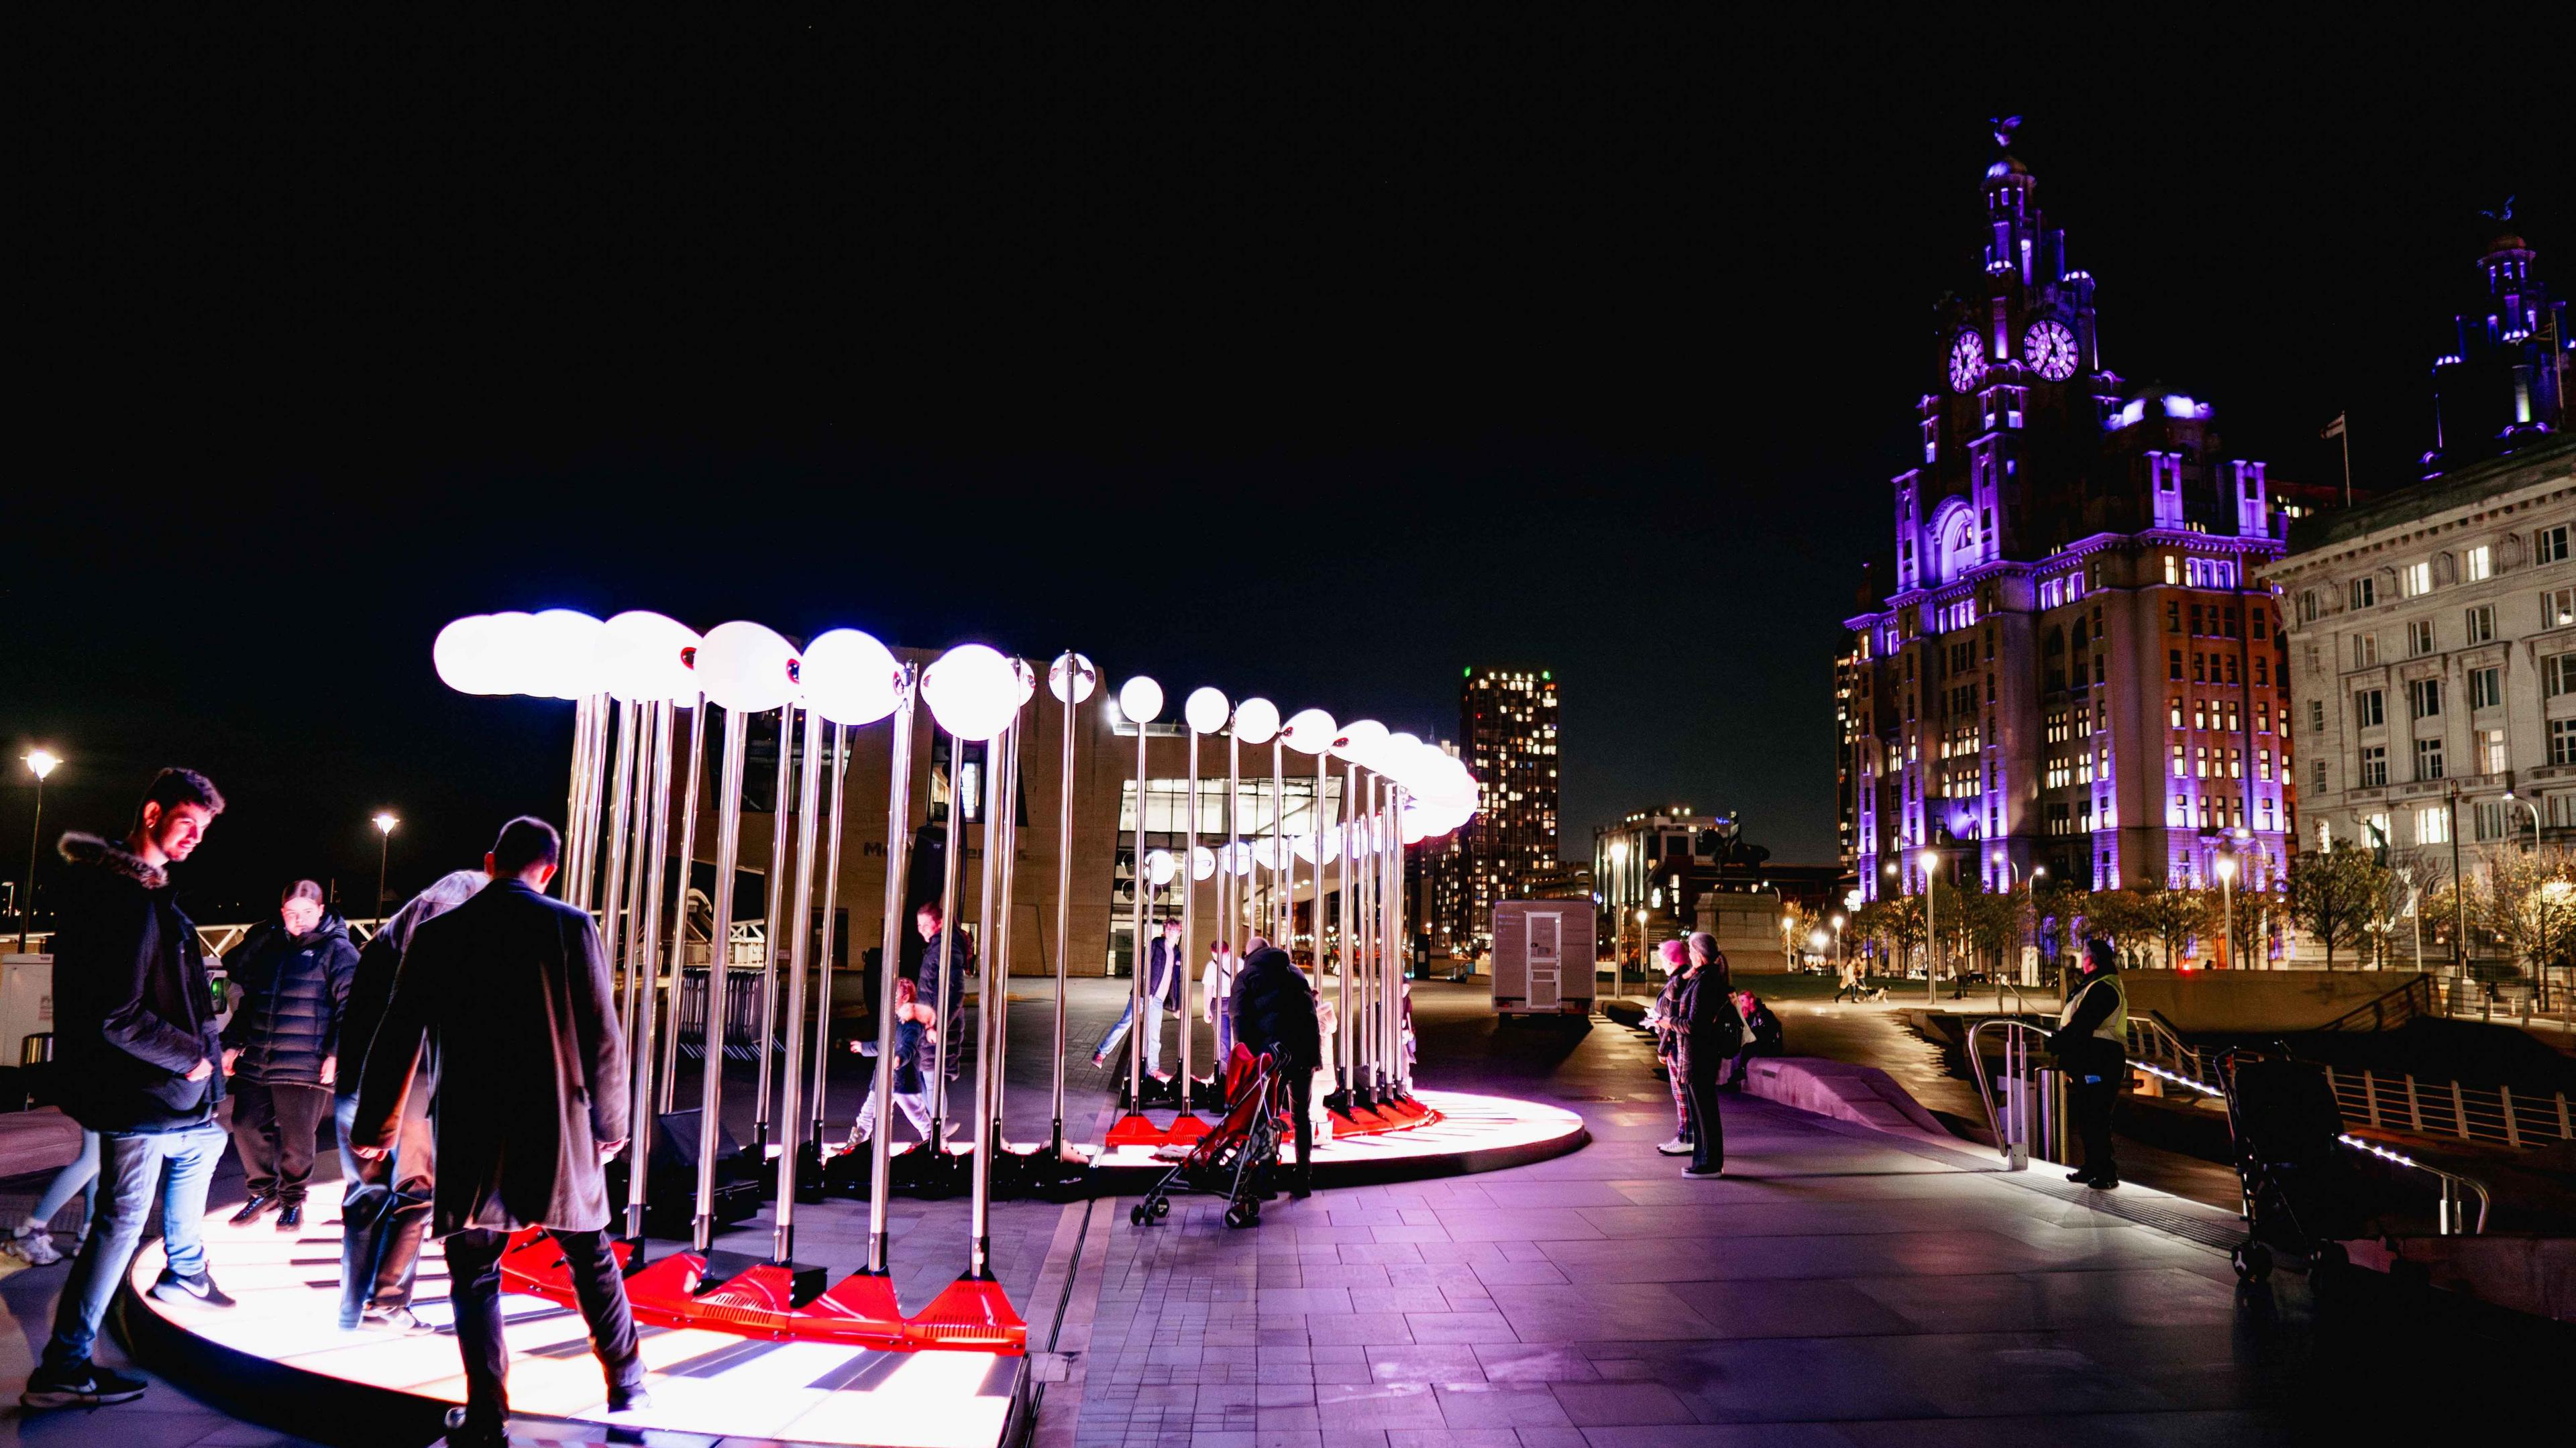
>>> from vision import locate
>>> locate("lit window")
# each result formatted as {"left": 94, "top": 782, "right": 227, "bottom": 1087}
{"left": 2401, "top": 561, "right": 2432, "bottom": 598}
{"left": 2465, "top": 545, "right": 2493, "bottom": 581}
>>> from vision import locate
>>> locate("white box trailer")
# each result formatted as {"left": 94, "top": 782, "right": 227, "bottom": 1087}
{"left": 1490, "top": 901, "right": 1596, "bottom": 1016}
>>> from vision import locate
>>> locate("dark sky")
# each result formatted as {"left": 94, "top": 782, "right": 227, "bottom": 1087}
{"left": 9, "top": 12, "right": 2570, "bottom": 920}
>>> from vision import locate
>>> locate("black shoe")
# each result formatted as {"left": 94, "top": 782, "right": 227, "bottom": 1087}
{"left": 1289, "top": 1180, "right": 1313, "bottom": 1200}
{"left": 150, "top": 1266, "right": 237, "bottom": 1308}
{"left": 608, "top": 1382, "right": 653, "bottom": 1412}
{"left": 443, "top": 1406, "right": 511, "bottom": 1447}
{"left": 21, "top": 1360, "right": 148, "bottom": 1408}
{"left": 2084, "top": 1174, "right": 2120, "bottom": 1189}
{"left": 227, "top": 1193, "right": 275, "bottom": 1225}
{"left": 1682, "top": 1164, "right": 1725, "bottom": 1178}
{"left": 275, "top": 1203, "right": 305, "bottom": 1231}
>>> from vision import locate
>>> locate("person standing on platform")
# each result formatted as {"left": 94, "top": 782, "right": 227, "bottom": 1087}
{"left": 1678, "top": 933, "right": 1741, "bottom": 1180}
{"left": 221, "top": 879, "right": 356, "bottom": 1233}
{"left": 333, "top": 868, "right": 484, "bottom": 1330}
{"left": 20, "top": 769, "right": 232, "bottom": 1411}
{"left": 1231, "top": 935, "right": 1322, "bottom": 1198}
{"left": 2047, "top": 936, "right": 2129, "bottom": 1189}
{"left": 1201, "top": 939, "right": 1239, "bottom": 1065}
{"left": 1642, "top": 939, "right": 1693, "bottom": 1156}
{"left": 352, "top": 817, "right": 646, "bottom": 1445}
{"left": 1091, "top": 915, "right": 1183, "bottom": 1082}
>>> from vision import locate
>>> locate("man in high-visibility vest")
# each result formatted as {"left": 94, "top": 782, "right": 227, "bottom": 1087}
{"left": 2047, "top": 936, "right": 2129, "bottom": 1188}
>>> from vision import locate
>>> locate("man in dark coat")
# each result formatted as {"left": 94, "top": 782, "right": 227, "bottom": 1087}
{"left": 2045, "top": 936, "right": 2129, "bottom": 1188}
{"left": 352, "top": 817, "right": 645, "bottom": 1443}
{"left": 21, "top": 769, "right": 233, "bottom": 1412}
{"left": 845, "top": 900, "right": 970, "bottom": 1146}
{"left": 1230, "top": 937, "right": 1322, "bottom": 1197}
{"left": 333, "top": 867, "right": 484, "bottom": 1330}
{"left": 221, "top": 879, "right": 357, "bottom": 1231}
{"left": 1678, "top": 934, "right": 1743, "bottom": 1178}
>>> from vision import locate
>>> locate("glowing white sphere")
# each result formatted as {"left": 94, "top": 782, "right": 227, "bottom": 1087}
{"left": 1232, "top": 697, "right": 1279, "bottom": 745}
{"left": 1218, "top": 842, "right": 1256, "bottom": 877}
{"left": 1293, "top": 829, "right": 1342, "bottom": 865}
{"left": 433, "top": 614, "right": 513, "bottom": 695}
{"left": 1047, "top": 652, "right": 1099, "bottom": 704}
{"left": 529, "top": 609, "right": 608, "bottom": 700}
{"left": 1118, "top": 675, "right": 1164, "bottom": 724}
{"left": 600, "top": 610, "right": 701, "bottom": 704}
{"left": 1280, "top": 708, "right": 1337, "bottom": 755}
{"left": 1184, "top": 686, "right": 1231, "bottom": 734}
{"left": 1190, "top": 845, "right": 1217, "bottom": 881}
{"left": 1332, "top": 718, "right": 1389, "bottom": 766}
{"left": 698, "top": 620, "right": 802, "bottom": 713}
{"left": 1250, "top": 838, "right": 1281, "bottom": 871}
{"left": 922, "top": 643, "right": 1024, "bottom": 742}
{"left": 801, "top": 628, "right": 903, "bottom": 726}
{"left": 1144, "top": 849, "right": 1178, "bottom": 887}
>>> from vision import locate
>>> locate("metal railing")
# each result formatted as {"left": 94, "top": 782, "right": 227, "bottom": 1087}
{"left": 2155, "top": 1056, "right": 2493, "bottom": 1237}
{"left": 2125, "top": 1011, "right": 2214, "bottom": 1090}
{"left": 2312, "top": 974, "right": 2437, "bottom": 1034}
{"left": 1966, "top": 1019, "right": 2064, "bottom": 1170}
{"left": 2322, "top": 1064, "right": 2574, "bottom": 1151}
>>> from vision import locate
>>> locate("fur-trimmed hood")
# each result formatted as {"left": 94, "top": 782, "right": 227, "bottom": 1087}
{"left": 58, "top": 830, "right": 166, "bottom": 891}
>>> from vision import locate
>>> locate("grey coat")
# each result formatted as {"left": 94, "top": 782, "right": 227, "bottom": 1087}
{"left": 352, "top": 877, "right": 629, "bottom": 1235}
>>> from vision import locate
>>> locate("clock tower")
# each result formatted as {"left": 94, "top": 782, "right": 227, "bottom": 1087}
{"left": 1841, "top": 125, "right": 2293, "bottom": 957}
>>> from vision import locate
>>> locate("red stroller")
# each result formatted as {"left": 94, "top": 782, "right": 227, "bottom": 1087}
{"left": 1132, "top": 1042, "right": 1286, "bottom": 1229}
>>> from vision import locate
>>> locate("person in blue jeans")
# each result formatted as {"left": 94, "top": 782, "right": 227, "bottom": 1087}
{"left": 22, "top": 769, "right": 237, "bottom": 1411}
{"left": 6, "top": 1129, "right": 99, "bottom": 1266}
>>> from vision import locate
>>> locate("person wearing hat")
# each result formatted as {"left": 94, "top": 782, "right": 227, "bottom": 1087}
{"left": 1678, "top": 932, "right": 1741, "bottom": 1179}
{"left": 2047, "top": 936, "right": 2129, "bottom": 1188}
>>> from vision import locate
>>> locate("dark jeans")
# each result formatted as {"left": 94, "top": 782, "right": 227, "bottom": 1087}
{"left": 1684, "top": 1069, "right": 1726, "bottom": 1171}
{"left": 1283, "top": 1064, "right": 1314, "bottom": 1188}
{"left": 441, "top": 1226, "right": 641, "bottom": 1429}
{"left": 335, "top": 1091, "right": 434, "bottom": 1323}
{"left": 44, "top": 1122, "right": 225, "bottom": 1368}
{"left": 2069, "top": 1046, "right": 2125, "bottom": 1177}
{"left": 229, "top": 1078, "right": 329, "bottom": 1205}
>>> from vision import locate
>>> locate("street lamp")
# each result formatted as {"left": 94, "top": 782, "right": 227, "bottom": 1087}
{"left": 1631, "top": 907, "right": 1648, "bottom": 999}
{"left": 2504, "top": 790, "right": 2542, "bottom": 852}
{"left": 20, "top": 750, "right": 60, "bottom": 952}
{"left": 2213, "top": 850, "right": 2238, "bottom": 971}
{"left": 1921, "top": 849, "right": 1940, "bottom": 1005}
{"left": 372, "top": 812, "right": 400, "bottom": 917}
{"left": 1830, "top": 911, "right": 1845, "bottom": 976}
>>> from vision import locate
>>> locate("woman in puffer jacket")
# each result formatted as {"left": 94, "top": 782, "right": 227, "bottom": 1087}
{"left": 219, "top": 880, "right": 357, "bottom": 1230}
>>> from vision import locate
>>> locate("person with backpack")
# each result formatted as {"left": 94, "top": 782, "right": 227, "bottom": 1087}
{"left": 1640, "top": 939, "right": 1693, "bottom": 1156}
{"left": 1677, "top": 932, "right": 1743, "bottom": 1179}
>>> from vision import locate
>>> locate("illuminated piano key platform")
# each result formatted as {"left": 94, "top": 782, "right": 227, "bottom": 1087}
{"left": 1087, "top": 1087, "right": 1588, "bottom": 1184}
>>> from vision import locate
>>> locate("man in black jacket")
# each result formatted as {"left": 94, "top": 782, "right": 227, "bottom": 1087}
{"left": 1230, "top": 937, "right": 1322, "bottom": 1197}
{"left": 2046, "top": 936, "right": 2129, "bottom": 1188}
{"left": 21, "top": 769, "right": 233, "bottom": 1412}
{"left": 221, "top": 879, "right": 357, "bottom": 1231}
{"left": 353, "top": 817, "right": 645, "bottom": 1445}
{"left": 333, "top": 868, "right": 484, "bottom": 1330}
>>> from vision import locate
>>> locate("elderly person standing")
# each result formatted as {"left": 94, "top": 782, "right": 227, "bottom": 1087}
{"left": 221, "top": 879, "right": 358, "bottom": 1232}
{"left": 1641, "top": 939, "right": 1693, "bottom": 1156}
{"left": 1678, "top": 933, "right": 1743, "bottom": 1180}
{"left": 353, "top": 818, "right": 645, "bottom": 1445}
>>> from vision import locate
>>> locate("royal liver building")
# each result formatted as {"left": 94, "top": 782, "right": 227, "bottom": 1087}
{"left": 1843, "top": 125, "right": 2293, "bottom": 905}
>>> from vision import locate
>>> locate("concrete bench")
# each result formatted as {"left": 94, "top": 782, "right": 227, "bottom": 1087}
{"left": 0, "top": 1106, "right": 85, "bottom": 1182}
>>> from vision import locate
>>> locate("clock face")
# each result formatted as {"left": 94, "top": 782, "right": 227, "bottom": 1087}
{"left": 1947, "top": 330, "right": 1988, "bottom": 392}
{"left": 2024, "top": 319, "right": 2079, "bottom": 380}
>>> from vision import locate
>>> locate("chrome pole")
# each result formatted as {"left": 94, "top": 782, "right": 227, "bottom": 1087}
{"left": 1126, "top": 709, "right": 1149, "bottom": 1111}
{"left": 1179, "top": 718, "right": 1199, "bottom": 1117}
{"left": 625, "top": 698, "right": 676, "bottom": 1239}
{"left": 576, "top": 696, "right": 614, "bottom": 908}
{"left": 565, "top": 695, "right": 596, "bottom": 909}
{"left": 614, "top": 700, "right": 654, "bottom": 1031}
{"left": 988, "top": 710, "right": 1024, "bottom": 1153}
{"left": 866, "top": 667, "right": 918, "bottom": 1274}
{"left": 928, "top": 726, "right": 966, "bottom": 1142}
{"left": 1050, "top": 661, "right": 1078, "bottom": 1160}
{"left": 1227, "top": 731, "right": 1243, "bottom": 961}
{"left": 1271, "top": 740, "right": 1286, "bottom": 943}
{"left": 808, "top": 722, "right": 850, "bottom": 1146}
{"left": 1336, "top": 762, "right": 1356, "bottom": 1100}
{"left": 1390, "top": 785, "right": 1408, "bottom": 1095}
{"left": 754, "top": 705, "right": 796, "bottom": 1162}
{"left": 1313, "top": 745, "right": 1330, "bottom": 976}
{"left": 692, "top": 708, "right": 751, "bottom": 1252}
{"left": 967, "top": 720, "right": 1008, "bottom": 1278}
{"left": 659, "top": 696, "right": 706, "bottom": 1115}
{"left": 771, "top": 702, "right": 826, "bottom": 1263}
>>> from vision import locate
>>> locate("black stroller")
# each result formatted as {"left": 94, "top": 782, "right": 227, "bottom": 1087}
{"left": 1132, "top": 1042, "right": 1285, "bottom": 1230}
{"left": 2214, "top": 1046, "right": 2367, "bottom": 1286}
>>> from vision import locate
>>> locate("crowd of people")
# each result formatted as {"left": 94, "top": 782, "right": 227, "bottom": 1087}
{"left": 11, "top": 766, "right": 643, "bottom": 1447}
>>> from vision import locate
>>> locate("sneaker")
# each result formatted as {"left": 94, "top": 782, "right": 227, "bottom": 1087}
{"left": 443, "top": 1406, "right": 511, "bottom": 1447}
{"left": 1682, "top": 1164, "right": 1726, "bottom": 1178}
{"left": 361, "top": 1306, "right": 429, "bottom": 1333}
{"left": 5, "top": 1226, "right": 62, "bottom": 1266}
{"left": 21, "top": 1360, "right": 148, "bottom": 1408}
{"left": 607, "top": 1383, "right": 653, "bottom": 1412}
{"left": 150, "top": 1266, "right": 238, "bottom": 1308}
{"left": 1654, "top": 1138, "right": 1691, "bottom": 1156}
{"left": 275, "top": 1203, "right": 305, "bottom": 1231}
{"left": 227, "top": 1193, "right": 276, "bottom": 1226}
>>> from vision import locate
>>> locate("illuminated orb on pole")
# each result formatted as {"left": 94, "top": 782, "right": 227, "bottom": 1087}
{"left": 1184, "top": 687, "right": 1231, "bottom": 735}
{"left": 529, "top": 609, "right": 608, "bottom": 700}
{"left": 1047, "top": 652, "right": 1098, "bottom": 704}
{"left": 1189, "top": 845, "right": 1217, "bottom": 881}
{"left": 1280, "top": 708, "right": 1337, "bottom": 755}
{"left": 1332, "top": 718, "right": 1389, "bottom": 767}
{"left": 696, "top": 620, "right": 802, "bottom": 712}
{"left": 801, "top": 628, "right": 904, "bottom": 726}
{"left": 1117, "top": 675, "right": 1164, "bottom": 726}
{"left": 922, "top": 644, "right": 1024, "bottom": 741}
{"left": 1231, "top": 697, "right": 1279, "bottom": 745}
{"left": 1143, "top": 849, "right": 1179, "bottom": 888}
{"left": 600, "top": 610, "right": 702, "bottom": 704}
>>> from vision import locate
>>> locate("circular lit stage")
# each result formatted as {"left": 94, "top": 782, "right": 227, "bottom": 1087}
{"left": 115, "top": 1090, "right": 1582, "bottom": 1446}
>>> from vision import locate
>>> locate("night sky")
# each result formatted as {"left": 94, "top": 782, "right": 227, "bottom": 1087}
{"left": 9, "top": 13, "right": 2569, "bottom": 921}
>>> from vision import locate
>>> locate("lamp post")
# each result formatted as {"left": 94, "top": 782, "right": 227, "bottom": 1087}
{"left": 2505, "top": 790, "right": 2542, "bottom": 852}
{"left": 2214, "top": 850, "right": 2238, "bottom": 971}
{"left": 1779, "top": 912, "right": 1796, "bottom": 972}
{"left": 1632, "top": 907, "right": 1648, "bottom": 999}
{"left": 372, "top": 812, "right": 400, "bottom": 917}
{"left": 20, "top": 751, "right": 60, "bottom": 951}
{"left": 1830, "top": 912, "right": 1845, "bottom": 976}
{"left": 1921, "top": 849, "right": 1941, "bottom": 1005}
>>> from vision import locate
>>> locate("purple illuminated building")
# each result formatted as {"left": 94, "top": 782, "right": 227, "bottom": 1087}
{"left": 2425, "top": 213, "right": 2570, "bottom": 474}
{"left": 1841, "top": 129, "right": 2293, "bottom": 904}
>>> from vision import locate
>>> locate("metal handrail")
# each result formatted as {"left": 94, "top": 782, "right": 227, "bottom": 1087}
{"left": 1966, "top": 1018, "right": 2054, "bottom": 1170}
{"left": 2337, "top": 1133, "right": 2492, "bottom": 1235}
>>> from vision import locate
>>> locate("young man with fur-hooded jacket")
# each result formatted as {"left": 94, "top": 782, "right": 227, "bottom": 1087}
{"left": 21, "top": 769, "right": 234, "bottom": 1412}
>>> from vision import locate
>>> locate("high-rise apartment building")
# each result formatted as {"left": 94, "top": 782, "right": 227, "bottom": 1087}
{"left": 1841, "top": 129, "right": 2294, "bottom": 903}
{"left": 1425, "top": 667, "right": 1560, "bottom": 957}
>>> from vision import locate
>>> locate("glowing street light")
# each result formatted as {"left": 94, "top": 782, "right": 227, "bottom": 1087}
{"left": 1921, "top": 848, "right": 1941, "bottom": 1005}
{"left": 373, "top": 812, "right": 400, "bottom": 917}
{"left": 2214, "top": 850, "right": 2239, "bottom": 970}
{"left": 19, "top": 750, "right": 60, "bottom": 951}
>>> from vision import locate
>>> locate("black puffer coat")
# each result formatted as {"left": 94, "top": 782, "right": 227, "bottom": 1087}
{"left": 1229, "top": 945, "right": 1321, "bottom": 1073}
{"left": 222, "top": 914, "right": 358, "bottom": 1086}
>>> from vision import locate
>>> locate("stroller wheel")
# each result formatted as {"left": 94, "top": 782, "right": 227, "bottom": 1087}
{"left": 1152, "top": 1197, "right": 1172, "bottom": 1219}
{"left": 2231, "top": 1242, "right": 2272, "bottom": 1283}
{"left": 1130, "top": 1204, "right": 1150, "bottom": 1227}
{"left": 1224, "top": 1203, "right": 1254, "bottom": 1229}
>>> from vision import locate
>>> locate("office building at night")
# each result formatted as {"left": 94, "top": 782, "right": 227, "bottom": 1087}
{"left": 1422, "top": 667, "right": 1559, "bottom": 958}
{"left": 1841, "top": 131, "right": 2294, "bottom": 903}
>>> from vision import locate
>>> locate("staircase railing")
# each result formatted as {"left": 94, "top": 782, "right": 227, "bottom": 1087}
{"left": 2310, "top": 974, "right": 2436, "bottom": 1034}
{"left": 2322, "top": 1064, "right": 2574, "bottom": 1151}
